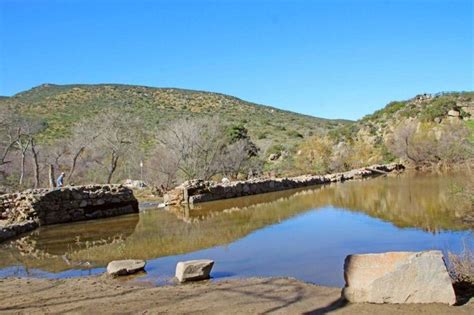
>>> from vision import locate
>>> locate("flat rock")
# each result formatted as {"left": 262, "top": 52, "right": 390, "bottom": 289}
{"left": 175, "top": 259, "right": 214, "bottom": 282}
{"left": 107, "top": 259, "right": 146, "bottom": 276}
{"left": 342, "top": 251, "right": 456, "bottom": 305}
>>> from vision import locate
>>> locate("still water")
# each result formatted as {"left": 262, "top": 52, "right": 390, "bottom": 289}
{"left": 0, "top": 173, "right": 472, "bottom": 287}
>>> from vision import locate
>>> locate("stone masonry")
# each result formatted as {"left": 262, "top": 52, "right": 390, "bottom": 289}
{"left": 0, "top": 185, "right": 139, "bottom": 243}
{"left": 164, "top": 163, "right": 404, "bottom": 205}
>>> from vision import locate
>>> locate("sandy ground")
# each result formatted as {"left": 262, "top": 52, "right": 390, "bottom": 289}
{"left": 0, "top": 276, "right": 472, "bottom": 314}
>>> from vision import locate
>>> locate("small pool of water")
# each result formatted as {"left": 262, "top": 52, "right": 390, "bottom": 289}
{"left": 0, "top": 172, "right": 472, "bottom": 287}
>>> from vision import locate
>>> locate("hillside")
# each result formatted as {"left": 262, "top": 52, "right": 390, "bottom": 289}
{"left": 1, "top": 85, "right": 472, "bottom": 190}
{"left": 326, "top": 92, "right": 474, "bottom": 150}
{"left": 292, "top": 92, "right": 474, "bottom": 176}
{"left": 0, "top": 84, "right": 349, "bottom": 151}
{"left": 352, "top": 92, "right": 474, "bottom": 143}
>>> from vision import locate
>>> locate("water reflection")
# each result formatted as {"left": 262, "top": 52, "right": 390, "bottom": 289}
{"left": 0, "top": 214, "right": 139, "bottom": 274}
{"left": 171, "top": 172, "right": 473, "bottom": 232}
{"left": 0, "top": 172, "right": 472, "bottom": 282}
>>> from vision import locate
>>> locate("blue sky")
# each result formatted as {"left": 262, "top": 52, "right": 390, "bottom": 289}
{"left": 0, "top": 0, "right": 472, "bottom": 120}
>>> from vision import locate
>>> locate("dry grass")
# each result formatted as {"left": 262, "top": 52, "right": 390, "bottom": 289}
{"left": 448, "top": 242, "right": 474, "bottom": 304}
{"left": 449, "top": 246, "right": 474, "bottom": 283}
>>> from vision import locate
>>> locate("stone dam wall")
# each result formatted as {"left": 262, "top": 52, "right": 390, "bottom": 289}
{"left": 0, "top": 185, "right": 139, "bottom": 242}
{"left": 164, "top": 163, "right": 405, "bottom": 206}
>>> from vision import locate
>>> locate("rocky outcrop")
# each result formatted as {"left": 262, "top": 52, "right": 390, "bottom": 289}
{"left": 342, "top": 251, "right": 456, "bottom": 305}
{"left": 461, "top": 106, "right": 474, "bottom": 119}
{"left": 164, "top": 163, "right": 404, "bottom": 205}
{"left": 0, "top": 185, "right": 139, "bottom": 243}
{"left": 107, "top": 259, "right": 146, "bottom": 276}
{"left": 448, "top": 110, "right": 460, "bottom": 117}
{"left": 175, "top": 259, "right": 214, "bottom": 282}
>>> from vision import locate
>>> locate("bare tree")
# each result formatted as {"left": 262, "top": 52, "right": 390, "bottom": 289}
{"left": 48, "top": 164, "right": 56, "bottom": 188}
{"left": 37, "top": 140, "right": 69, "bottom": 189}
{"left": 330, "top": 141, "right": 352, "bottom": 172}
{"left": 386, "top": 119, "right": 419, "bottom": 164}
{"left": 67, "top": 122, "right": 100, "bottom": 181}
{"left": 9, "top": 117, "right": 45, "bottom": 186}
{"left": 219, "top": 140, "right": 249, "bottom": 178}
{"left": 146, "top": 146, "right": 179, "bottom": 190}
{"left": 0, "top": 106, "right": 20, "bottom": 167}
{"left": 87, "top": 109, "right": 141, "bottom": 184}
{"left": 17, "top": 135, "right": 31, "bottom": 186}
{"left": 30, "top": 138, "right": 40, "bottom": 188}
{"left": 217, "top": 139, "right": 260, "bottom": 179}
{"left": 155, "top": 118, "right": 260, "bottom": 183}
{"left": 0, "top": 107, "right": 46, "bottom": 188}
{"left": 387, "top": 119, "right": 473, "bottom": 167}
{"left": 157, "top": 117, "right": 226, "bottom": 181}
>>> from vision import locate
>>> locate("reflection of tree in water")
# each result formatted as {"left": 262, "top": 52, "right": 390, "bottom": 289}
{"left": 0, "top": 214, "right": 139, "bottom": 272}
{"left": 0, "top": 173, "right": 471, "bottom": 274}
{"left": 326, "top": 173, "right": 473, "bottom": 233}
{"left": 170, "top": 172, "right": 473, "bottom": 233}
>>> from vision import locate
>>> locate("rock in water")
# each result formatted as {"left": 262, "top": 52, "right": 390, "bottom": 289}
{"left": 175, "top": 259, "right": 214, "bottom": 282}
{"left": 107, "top": 259, "right": 146, "bottom": 276}
{"left": 342, "top": 251, "right": 456, "bottom": 305}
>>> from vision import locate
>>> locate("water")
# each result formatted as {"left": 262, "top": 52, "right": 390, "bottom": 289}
{"left": 0, "top": 172, "right": 472, "bottom": 287}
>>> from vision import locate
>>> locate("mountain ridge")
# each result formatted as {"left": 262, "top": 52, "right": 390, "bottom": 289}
{"left": 7, "top": 83, "right": 352, "bottom": 122}
{"left": 0, "top": 84, "right": 351, "bottom": 153}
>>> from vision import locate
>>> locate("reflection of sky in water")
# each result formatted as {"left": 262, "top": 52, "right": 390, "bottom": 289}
{"left": 2, "top": 206, "right": 470, "bottom": 287}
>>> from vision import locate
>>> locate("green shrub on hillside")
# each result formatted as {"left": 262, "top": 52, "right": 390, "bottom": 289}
{"left": 399, "top": 106, "right": 419, "bottom": 118}
{"left": 466, "top": 120, "right": 474, "bottom": 143}
{"left": 420, "top": 98, "right": 456, "bottom": 122}
{"left": 460, "top": 108, "right": 472, "bottom": 119}
{"left": 287, "top": 130, "right": 304, "bottom": 138}
{"left": 227, "top": 124, "right": 249, "bottom": 141}
{"left": 363, "top": 101, "right": 406, "bottom": 121}
{"left": 384, "top": 101, "right": 406, "bottom": 115}
{"left": 328, "top": 124, "right": 358, "bottom": 142}
{"left": 267, "top": 144, "right": 286, "bottom": 155}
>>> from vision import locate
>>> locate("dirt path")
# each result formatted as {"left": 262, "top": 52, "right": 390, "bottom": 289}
{"left": 0, "top": 276, "right": 472, "bottom": 314}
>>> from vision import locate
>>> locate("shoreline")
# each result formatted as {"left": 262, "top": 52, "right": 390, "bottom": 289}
{"left": 0, "top": 275, "right": 472, "bottom": 314}
{"left": 1, "top": 163, "right": 404, "bottom": 244}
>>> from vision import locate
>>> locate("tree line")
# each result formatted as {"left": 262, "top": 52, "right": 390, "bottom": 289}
{"left": 2, "top": 103, "right": 472, "bottom": 192}
{"left": 0, "top": 106, "right": 260, "bottom": 192}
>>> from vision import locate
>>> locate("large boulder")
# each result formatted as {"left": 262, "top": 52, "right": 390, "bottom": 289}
{"left": 447, "top": 110, "right": 460, "bottom": 117}
{"left": 175, "top": 259, "right": 214, "bottom": 282}
{"left": 342, "top": 251, "right": 456, "bottom": 305}
{"left": 107, "top": 259, "right": 146, "bottom": 276}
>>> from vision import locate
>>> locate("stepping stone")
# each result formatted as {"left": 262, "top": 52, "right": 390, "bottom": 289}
{"left": 107, "top": 259, "right": 146, "bottom": 276}
{"left": 175, "top": 259, "right": 214, "bottom": 282}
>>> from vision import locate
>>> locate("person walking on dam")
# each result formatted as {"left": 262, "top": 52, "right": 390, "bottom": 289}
{"left": 57, "top": 172, "right": 65, "bottom": 188}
